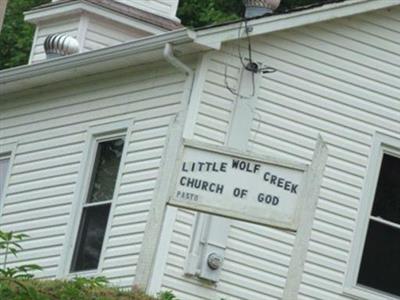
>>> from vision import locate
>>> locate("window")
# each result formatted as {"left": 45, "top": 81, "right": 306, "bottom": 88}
{"left": 0, "top": 155, "right": 10, "bottom": 199}
{"left": 357, "top": 154, "right": 400, "bottom": 296}
{"left": 345, "top": 133, "right": 400, "bottom": 299}
{"left": 70, "top": 138, "right": 125, "bottom": 273}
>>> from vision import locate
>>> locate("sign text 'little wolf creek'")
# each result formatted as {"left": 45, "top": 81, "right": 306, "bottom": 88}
{"left": 169, "top": 142, "right": 307, "bottom": 230}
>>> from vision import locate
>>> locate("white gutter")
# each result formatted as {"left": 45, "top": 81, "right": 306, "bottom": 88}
{"left": 194, "top": 0, "right": 400, "bottom": 49}
{"left": 2, "top": 0, "right": 398, "bottom": 95}
{"left": 163, "top": 42, "right": 194, "bottom": 77}
{"left": 133, "top": 42, "right": 195, "bottom": 291}
{"left": 0, "top": 29, "right": 194, "bottom": 96}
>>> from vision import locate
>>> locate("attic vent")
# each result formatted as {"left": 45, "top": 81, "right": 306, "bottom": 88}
{"left": 243, "top": 0, "right": 281, "bottom": 18}
{"left": 44, "top": 33, "right": 79, "bottom": 59}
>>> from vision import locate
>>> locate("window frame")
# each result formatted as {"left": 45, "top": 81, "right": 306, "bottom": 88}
{"left": 344, "top": 132, "right": 400, "bottom": 300}
{"left": 0, "top": 143, "right": 17, "bottom": 220}
{"left": 61, "top": 120, "right": 133, "bottom": 277}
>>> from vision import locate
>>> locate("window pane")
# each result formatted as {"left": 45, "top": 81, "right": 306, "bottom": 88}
{"left": 358, "top": 220, "right": 400, "bottom": 297}
{"left": 371, "top": 154, "right": 400, "bottom": 224}
{"left": 71, "top": 204, "right": 111, "bottom": 272}
{"left": 0, "top": 158, "right": 10, "bottom": 197}
{"left": 87, "top": 139, "right": 124, "bottom": 203}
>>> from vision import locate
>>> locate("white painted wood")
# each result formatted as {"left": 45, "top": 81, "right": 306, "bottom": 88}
{"left": 0, "top": 0, "right": 7, "bottom": 32}
{"left": 159, "top": 6, "right": 400, "bottom": 300}
{"left": 147, "top": 205, "right": 177, "bottom": 294}
{"left": 0, "top": 61, "right": 187, "bottom": 287}
{"left": 282, "top": 135, "right": 329, "bottom": 300}
{"left": 30, "top": 17, "right": 81, "bottom": 64}
{"left": 77, "top": 13, "right": 89, "bottom": 53}
{"left": 84, "top": 15, "right": 150, "bottom": 52}
{"left": 134, "top": 44, "right": 195, "bottom": 290}
{"left": 0, "top": 143, "right": 16, "bottom": 220}
{"left": 343, "top": 132, "right": 400, "bottom": 300}
{"left": 115, "top": 0, "right": 180, "bottom": 21}
{"left": 61, "top": 119, "right": 134, "bottom": 277}
{"left": 25, "top": 1, "right": 168, "bottom": 35}
{"left": 193, "top": 0, "right": 399, "bottom": 49}
{"left": 169, "top": 141, "right": 305, "bottom": 229}
{"left": 1, "top": 2, "right": 399, "bottom": 298}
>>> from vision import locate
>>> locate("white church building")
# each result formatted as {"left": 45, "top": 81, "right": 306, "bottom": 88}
{"left": 0, "top": 0, "right": 399, "bottom": 299}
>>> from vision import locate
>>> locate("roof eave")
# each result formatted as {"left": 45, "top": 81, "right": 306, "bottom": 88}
{"left": 193, "top": 0, "right": 400, "bottom": 49}
{"left": 3, "top": 0, "right": 399, "bottom": 95}
{"left": 0, "top": 29, "right": 194, "bottom": 96}
{"left": 24, "top": 1, "right": 170, "bottom": 34}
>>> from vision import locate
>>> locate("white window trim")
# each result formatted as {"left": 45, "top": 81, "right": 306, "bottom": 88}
{"left": 58, "top": 119, "right": 134, "bottom": 278}
{"left": 0, "top": 143, "right": 17, "bottom": 220}
{"left": 344, "top": 132, "right": 400, "bottom": 300}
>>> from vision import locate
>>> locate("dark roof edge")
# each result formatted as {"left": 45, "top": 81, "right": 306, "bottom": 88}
{"left": 31, "top": 0, "right": 182, "bottom": 31}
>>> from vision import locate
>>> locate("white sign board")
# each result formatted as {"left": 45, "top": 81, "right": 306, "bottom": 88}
{"left": 169, "top": 141, "right": 307, "bottom": 230}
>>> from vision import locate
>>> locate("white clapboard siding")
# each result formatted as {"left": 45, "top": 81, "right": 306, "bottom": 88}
{"left": 248, "top": 7, "right": 400, "bottom": 300}
{"left": 160, "top": 7, "right": 400, "bottom": 300}
{"left": 0, "top": 60, "right": 187, "bottom": 286}
{"left": 30, "top": 17, "right": 80, "bottom": 64}
{"left": 84, "top": 16, "right": 150, "bottom": 52}
{"left": 193, "top": 52, "right": 239, "bottom": 144}
{"left": 115, "top": 0, "right": 179, "bottom": 19}
{"left": 160, "top": 49, "right": 295, "bottom": 300}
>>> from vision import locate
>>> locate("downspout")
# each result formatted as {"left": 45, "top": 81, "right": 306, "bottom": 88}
{"left": 134, "top": 42, "right": 196, "bottom": 292}
{"left": 163, "top": 42, "right": 194, "bottom": 80}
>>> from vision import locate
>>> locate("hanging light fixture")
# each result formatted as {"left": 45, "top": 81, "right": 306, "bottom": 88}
{"left": 243, "top": 0, "right": 281, "bottom": 18}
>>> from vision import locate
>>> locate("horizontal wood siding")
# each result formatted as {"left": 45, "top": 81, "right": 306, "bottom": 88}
{"left": 161, "top": 46, "right": 294, "bottom": 299}
{"left": 193, "top": 52, "right": 238, "bottom": 145}
{"left": 30, "top": 18, "right": 80, "bottom": 64}
{"left": 249, "top": 6, "right": 400, "bottom": 300}
{"left": 115, "top": 0, "right": 178, "bottom": 19}
{"left": 0, "top": 62, "right": 186, "bottom": 286}
{"left": 84, "top": 17, "right": 150, "bottom": 52}
{"left": 160, "top": 7, "right": 400, "bottom": 300}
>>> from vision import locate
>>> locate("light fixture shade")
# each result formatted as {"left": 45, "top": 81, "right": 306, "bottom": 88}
{"left": 44, "top": 33, "right": 79, "bottom": 59}
{"left": 243, "top": 0, "right": 281, "bottom": 18}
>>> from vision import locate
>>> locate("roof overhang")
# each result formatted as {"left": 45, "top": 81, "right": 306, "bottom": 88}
{"left": 194, "top": 0, "right": 400, "bottom": 49}
{"left": 0, "top": 29, "right": 200, "bottom": 96}
{"left": 24, "top": 0, "right": 169, "bottom": 35}
{"left": 2, "top": 0, "right": 399, "bottom": 96}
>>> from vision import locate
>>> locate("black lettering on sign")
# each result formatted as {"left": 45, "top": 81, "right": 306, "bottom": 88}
{"left": 181, "top": 161, "right": 228, "bottom": 173}
{"left": 176, "top": 190, "right": 199, "bottom": 201}
{"left": 179, "top": 176, "right": 224, "bottom": 194}
{"left": 233, "top": 188, "right": 248, "bottom": 199}
{"left": 263, "top": 171, "right": 299, "bottom": 194}
{"left": 198, "top": 162, "right": 205, "bottom": 171}
{"left": 257, "top": 193, "right": 279, "bottom": 206}
{"left": 232, "top": 159, "right": 261, "bottom": 173}
{"left": 291, "top": 184, "right": 298, "bottom": 194}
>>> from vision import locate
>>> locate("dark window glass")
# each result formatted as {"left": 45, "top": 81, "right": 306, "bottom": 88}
{"left": 87, "top": 139, "right": 124, "bottom": 203}
{"left": 71, "top": 204, "right": 111, "bottom": 272}
{"left": 358, "top": 220, "right": 400, "bottom": 296}
{"left": 371, "top": 154, "right": 400, "bottom": 224}
{"left": 71, "top": 137, "right": 125, "bottom": 272}
{"left": 0, "top": 158, "right": 10, "bottom": 197}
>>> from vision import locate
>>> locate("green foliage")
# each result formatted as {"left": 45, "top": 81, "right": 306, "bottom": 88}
{"left": 177, "top": 0, "right": 243, "bottom": 28}
{"left": 0, "top": 230, "right": 43, "bottom": 300}
{"left": 0, "top": 0, "right": 50, "bottom": 70}
{"left": 0, "top": 230, "right": 176, "bottom": 300}
{"left": 0, "top": 0, "right": 335, "bottom": 70}
{"left": 0, "top": 278, "right": 178, "bottom": 300}
{"left": 178, "top": 0, "right": 337, "bottom": 28}
{"left": 158, "top": 290, "right": 178, "bottom": 300}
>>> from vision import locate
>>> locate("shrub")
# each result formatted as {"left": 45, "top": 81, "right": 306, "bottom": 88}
{"left": 0, "top": 229, "right": 177, "bottom": 300}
